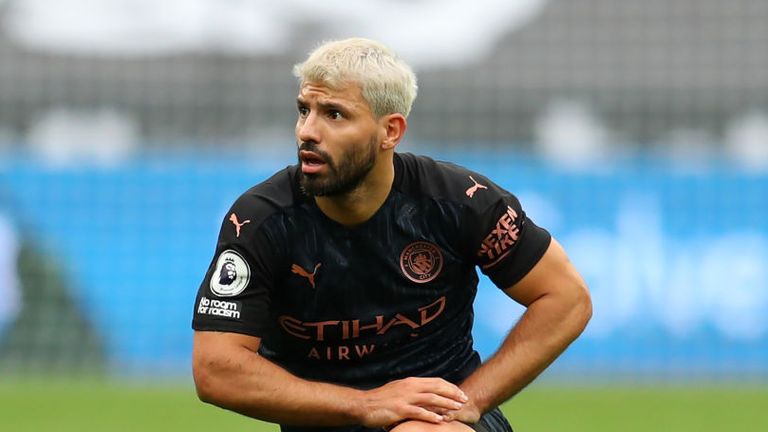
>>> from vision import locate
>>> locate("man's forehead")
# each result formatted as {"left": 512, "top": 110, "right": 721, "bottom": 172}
{"left": 298, "top": 81, "right": 366, "bottom": 106}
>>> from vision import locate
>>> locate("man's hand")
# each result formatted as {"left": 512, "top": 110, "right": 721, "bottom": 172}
{"left": 441, "top": 399, "right": 481, "bottom": 424}
{"left": 358, "top": 377, "right": 469, "bottom": 427}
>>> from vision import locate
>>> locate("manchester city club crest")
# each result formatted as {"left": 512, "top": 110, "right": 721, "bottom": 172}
{"left": 400, "top": 241, "right": 443, "bottom": 283}
{"left": 210, "top": 249, "right": 250, "bottom": 297}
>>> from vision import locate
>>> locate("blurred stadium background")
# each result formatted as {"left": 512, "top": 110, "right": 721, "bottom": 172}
{"left": 1, "top": 0, "right": 767, "bottom": 430}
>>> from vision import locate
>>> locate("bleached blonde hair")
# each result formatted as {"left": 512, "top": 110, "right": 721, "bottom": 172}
{"left": 293, "top": 38, "right": 418, "bottom": 118}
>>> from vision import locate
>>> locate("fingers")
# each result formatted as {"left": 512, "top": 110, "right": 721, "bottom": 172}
{"left": 407, "top": 406, "right": 446, "bottom": 424}
{"left": 361, "top": 377, "right": 471, "bottom": 427}
{"left": 411, "top": 393, "right": 465, "bottom": 412}
{"left": 397, "top": 378, "right": 469, "bottom": 424}
{"left": 396, "top": 377, "right": 469, "bottom": 419}
{"left": 422, "top": 406, "right": 454, "bottom": 416}
{"left": 403, "top": 377, "right": 469, "bottom": 403}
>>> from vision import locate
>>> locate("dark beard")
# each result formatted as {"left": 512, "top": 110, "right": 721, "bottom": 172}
{"left": 298, "top": 136, "right": 378, "bottom": 197}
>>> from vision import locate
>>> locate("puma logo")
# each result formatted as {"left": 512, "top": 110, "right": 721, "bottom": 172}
{"left": 465, "top": 175, "right": 488, "bottom": 198}
{"left": 291, "top": 263, "right": 322, "bottom": 288}
{"left": 229, "top": 213, "right": 251, "bottom": 238}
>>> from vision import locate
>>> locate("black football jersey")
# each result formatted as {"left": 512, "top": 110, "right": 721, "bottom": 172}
{"left": 192, "top": 152, "right": 550, "bottom": 430}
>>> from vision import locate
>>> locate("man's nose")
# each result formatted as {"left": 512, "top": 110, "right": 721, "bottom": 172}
{"left": 297, "top": 112, "right": 321, "bottom": 144}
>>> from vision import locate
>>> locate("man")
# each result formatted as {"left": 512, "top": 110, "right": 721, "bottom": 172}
{"left": 192, "top": 37, "right": 591, "bottom": 432}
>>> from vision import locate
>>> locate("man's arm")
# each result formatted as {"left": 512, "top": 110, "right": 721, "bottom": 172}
{"left": 192, "top": 331, "right": 469, "bottom": 427}
{"left": 446, "top": 237, "right": 592, "bottom": 422}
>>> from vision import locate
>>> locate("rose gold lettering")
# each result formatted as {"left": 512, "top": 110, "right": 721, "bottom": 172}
{"left": 419, "top": 296, "right": 446, "bottom": 325}
{"left": 338, "top": 346, "right": 350, "bottom": 360}
{"left": 353, "top": 316, "right": 384, "bottom": 338}
{"left": 341, "top": 320, "right": 350, "bottom": 340}
{"left": 477, "top": 206, "right": 521, "bottom": 265}
{"left": 477, "top": 239, "right": 499, "bottom": 260}
{"left": 490, "top": 223, "right": 509, "bottom": 240}
{"left": 279, "top": 315, "right": 311, "bottom": 340}
{"left": 307, "top": 344, "right": 376, "bottom": 361}
{"left": 506, "top": 206, "right": 518, "bottom": 221}
{"left": 304, "top": 320, "right": 340, "bottom": 342}
{"left": 355, "top": 344, "right": 376, "bottom": 358}
{"left": 282, "top": 297, "right": 448, "bottom": 342}
{"left": 378, "top": 314, "right": 420, "bottom": 335}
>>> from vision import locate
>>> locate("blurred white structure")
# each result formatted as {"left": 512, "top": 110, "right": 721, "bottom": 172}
{"left": 3, "top": 0, "right": 546, "bottom": 68}
{"left": 725, "top": 110, "right": 768, "bottom": 170}
{"left": 1, "top": 0, "right": 766, "bottom": 149}
{"left": 534, "top": 99, "right": 610, "bottom": 166}
{"left": 27, "top": 108, "right": 138, "bottom": 166}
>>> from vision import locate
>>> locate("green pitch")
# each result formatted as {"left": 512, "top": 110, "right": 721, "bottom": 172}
{"left": 1, "top": 379, "right": 766, "bottom": 431}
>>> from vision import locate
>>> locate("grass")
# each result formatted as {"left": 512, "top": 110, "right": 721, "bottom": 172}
{"left": 509, "top": 384, "right": 768, "bottom": 431}
{"left": 1, "top": 379, "right": 766, "bottom": 431}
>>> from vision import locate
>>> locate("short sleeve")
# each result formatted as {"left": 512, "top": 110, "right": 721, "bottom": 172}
{"left": 463, "top": 174, "right": 551, "bottom": 289}
{"left": 191, "top": 194, "right": 279, "bottom": 337}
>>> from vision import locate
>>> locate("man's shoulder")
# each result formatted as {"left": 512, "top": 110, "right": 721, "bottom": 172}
{"left": 229, "top": 165, "right": 304, "bottom": 226}
{"left": 395, "top": 152, "right": 485, "bottom": 202}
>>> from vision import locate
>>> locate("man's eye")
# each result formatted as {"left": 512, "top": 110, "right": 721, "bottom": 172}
{"left": 298, "top": 107, "right": 309, "bottom": 116}
{"left": 329, "top": 111, "right": 343, "bottom": 120}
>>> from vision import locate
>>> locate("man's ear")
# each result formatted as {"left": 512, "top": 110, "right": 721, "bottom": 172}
{"left": 380, "top": 114, "right": 407, "bottom": 150}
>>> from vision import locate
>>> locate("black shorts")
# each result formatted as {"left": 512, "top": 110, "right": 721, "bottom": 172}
{"left": 470, "top": 407, "right": 513, "bottom": 432}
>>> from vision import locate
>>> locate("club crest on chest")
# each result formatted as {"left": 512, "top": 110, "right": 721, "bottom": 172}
{"left": 400, "top": 241, "right": 443, "bottom": 283}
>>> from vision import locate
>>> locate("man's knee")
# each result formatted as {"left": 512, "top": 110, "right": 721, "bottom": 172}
{"left": 390, "top": 420, "right": 475, "bottom": 432}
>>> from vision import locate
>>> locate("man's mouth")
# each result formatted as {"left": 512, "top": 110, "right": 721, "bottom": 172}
{"left": 299, "top": 150, "right": 327, "bottom": 174}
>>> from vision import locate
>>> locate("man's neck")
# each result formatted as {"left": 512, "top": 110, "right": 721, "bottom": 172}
{"left": 314, "top": 158, "right": 394, "bottom": 227}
